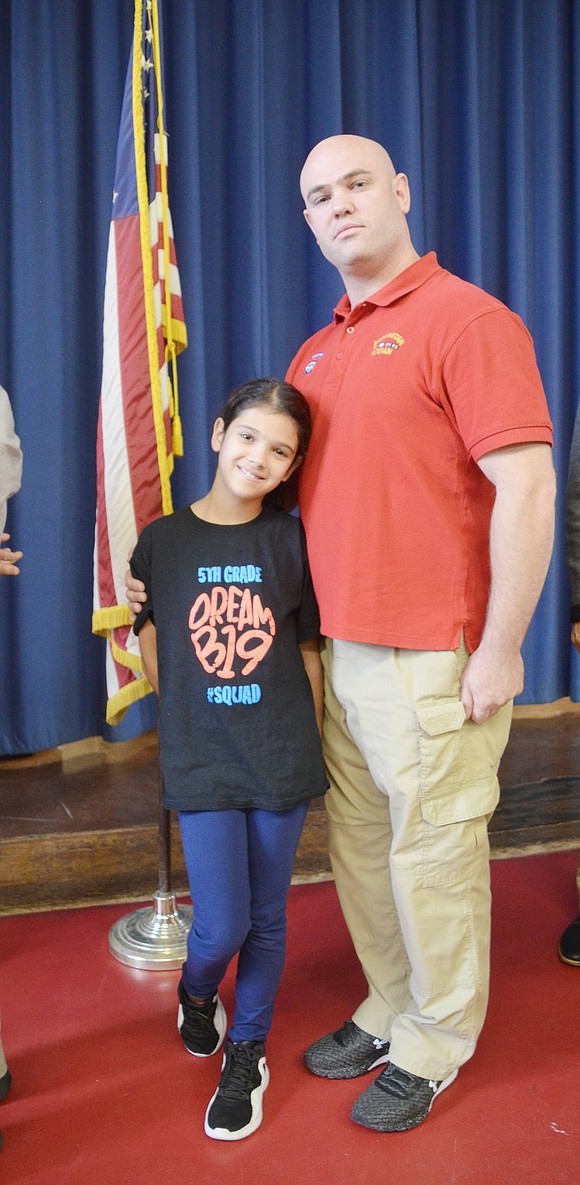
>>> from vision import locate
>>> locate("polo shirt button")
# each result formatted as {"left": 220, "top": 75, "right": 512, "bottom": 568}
{"left": 346, "top": 326, "right": 355, "bottom": 334}
{"left": 337, "top": 352, "right": 344, "bottom": 359}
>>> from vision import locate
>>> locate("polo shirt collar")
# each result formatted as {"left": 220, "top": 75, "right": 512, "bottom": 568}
{"left": 333, "top": 251, "right": 440, "bottom": 322}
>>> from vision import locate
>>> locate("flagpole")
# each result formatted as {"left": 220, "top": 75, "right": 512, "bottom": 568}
{"left": 108, "top": 748, "right": 192, "bottom": 970}
{"left": 96, "top": 0, "right": 191, "bottom": 967}
{"left": 158, "top": 765, "right": 171, "bottom": 895}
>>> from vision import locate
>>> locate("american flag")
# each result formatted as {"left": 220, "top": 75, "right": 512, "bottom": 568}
{"left": 92, "top": 0, "right": 187, "bottom": 725}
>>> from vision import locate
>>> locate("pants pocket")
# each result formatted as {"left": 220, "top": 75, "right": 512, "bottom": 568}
{"left": 416, "top": 700, "right": 503, "bottom": 826}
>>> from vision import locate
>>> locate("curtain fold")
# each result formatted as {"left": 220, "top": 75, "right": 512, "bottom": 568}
{"left": 0, "top": 0, "right": 577, "bottom": 753}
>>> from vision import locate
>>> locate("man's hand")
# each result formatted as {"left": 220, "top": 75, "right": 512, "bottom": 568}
{"left": 126, "top": 568, "right": 147, "bottom": 620}
{"left": 0, "top": 533, "right": 23, "bottom": 576}
{"left": 460, "top": 641, "right": 523, "bottom": 724}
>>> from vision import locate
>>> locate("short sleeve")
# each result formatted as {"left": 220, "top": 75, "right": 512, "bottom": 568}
{"left": 439, "top": 308, "right": 553, "bottom": 461}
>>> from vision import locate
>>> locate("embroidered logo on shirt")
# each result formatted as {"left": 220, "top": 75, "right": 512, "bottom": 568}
{"left": 304, "top": 352, "right": 324, "bottom": 374}
{"left": 371, "top": 332, "right": 405, "bottom": 356}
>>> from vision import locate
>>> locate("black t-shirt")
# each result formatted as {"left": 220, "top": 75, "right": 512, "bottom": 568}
{"left": 131, "top": 505, "right": 327, "bottom": 811}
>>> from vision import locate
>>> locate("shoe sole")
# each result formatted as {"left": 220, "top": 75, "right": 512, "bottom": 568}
{"left": 204, "top": 1060, "right": 270, "bottom": 1141}
{"left": 558, "top": 950, "right": 580, "bottom": 967}
{"left": 177, "top": 996, "right": 227, "bottom": 1057}
{"left": 305, "top": 1049, "right": 390, "bottom": 1079}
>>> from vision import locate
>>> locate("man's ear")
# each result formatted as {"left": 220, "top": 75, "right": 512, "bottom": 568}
{"left": 392, "top": 172, "right": 411, "bottom": 215}
{"left": 210, "top": 417, "right": 225, "bottom": 453}
{"left": 303, "top": 208, "right": 316, "bottom": 236}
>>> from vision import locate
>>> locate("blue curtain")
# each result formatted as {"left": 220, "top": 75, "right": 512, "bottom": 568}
{"left": 0, "top": 0, "right": 578, "bottom": 754}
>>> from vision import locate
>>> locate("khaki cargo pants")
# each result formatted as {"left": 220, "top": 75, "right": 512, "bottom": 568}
{"left": 321, "top": 637, "right": 512, "bottom": 1081}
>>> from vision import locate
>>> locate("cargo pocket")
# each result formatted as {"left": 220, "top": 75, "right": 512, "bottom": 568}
{"left": 416, "top": 700, "right": 500, "bottom": 827}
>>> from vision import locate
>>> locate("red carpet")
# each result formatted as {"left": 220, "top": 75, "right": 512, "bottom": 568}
{"left": 0, "top": 849, "right": 578, "bottom": 1184}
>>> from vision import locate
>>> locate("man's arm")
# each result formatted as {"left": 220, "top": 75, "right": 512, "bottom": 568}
{"left": 0, "top": 532, "right": 23, "bottom": 576}
{"left": 299, "top": 638, "right": 324, "bottom": 735}
{"left": 137, "top": 618, "right": 159, "bottom": 694}
{"left": 460, "top": 442, "right": 556, "bottom": 723}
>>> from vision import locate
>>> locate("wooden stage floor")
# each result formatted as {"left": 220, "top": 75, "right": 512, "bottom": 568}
{"left": 1, "top": 704, "right": 579, "bottom": 914}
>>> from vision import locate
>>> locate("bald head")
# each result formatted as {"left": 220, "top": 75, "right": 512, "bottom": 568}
{"left": 300, "top": 135, "right": 397, "bottom": 203}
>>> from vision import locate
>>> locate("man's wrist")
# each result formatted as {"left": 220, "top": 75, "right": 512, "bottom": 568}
{"left": 475, "top": 633, "right": 522, "bottom": 663}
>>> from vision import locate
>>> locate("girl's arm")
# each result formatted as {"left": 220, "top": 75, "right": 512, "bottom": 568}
{"left": 138, "top": 618, "right": 159, "bottom": 695}
{"left": 299, "top": 638, "right": 324, "bottom": 736}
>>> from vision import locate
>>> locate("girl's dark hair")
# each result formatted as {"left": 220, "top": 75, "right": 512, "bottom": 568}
{"left": 219, "top": 377, "right": 312, "bottom": 459}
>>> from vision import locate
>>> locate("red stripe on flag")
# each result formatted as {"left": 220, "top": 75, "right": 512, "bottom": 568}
{"left": 114, "top": 216, "right": 165, "bottom": 534}
{"left": 95, "top": 402, "right": 116, "bottom": 612}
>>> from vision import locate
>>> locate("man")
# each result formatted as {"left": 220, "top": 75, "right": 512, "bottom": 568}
{"left": 0, "top": 383, "right": 20, "bottom": 1148}
{"left": 127, "top": 136, "right": 556, "bottom": 1132}
{"left": 0, "top": 384, "right": 23, "bottom": 576}
{"left": 561, "top": 404, "right": 580, "bottom": 968}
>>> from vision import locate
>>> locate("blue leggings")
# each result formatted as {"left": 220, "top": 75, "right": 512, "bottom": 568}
{"left": 178, "top": 802, "right": 309, "bottom": 1043}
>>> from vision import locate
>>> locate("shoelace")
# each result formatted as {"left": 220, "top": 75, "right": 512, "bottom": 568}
{"left": 181, "top": 994, "right": 215, "bottom": 1032}
{"left": 378, "top": 1064, "right": 425, "bottom": 1098}
{"left": 338, "top": 1020, "right": 388, "bottom": 1050}
{"left": 338, "top": 1020, "right": 375, "bottom": 1047}
{"left": 219, "top": 1046, "right": 261, "bottom": 1099}
{"left": 338, "top": 1020, "right": 361, "bottom": 1046}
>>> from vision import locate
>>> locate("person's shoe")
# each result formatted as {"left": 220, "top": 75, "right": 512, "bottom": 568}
{"left": 177, "top": 980, "right": 227, "bottom": 1057}
{"left": 559, "top": 915, "right": 580, "bottom": 966}
{"left": 304, "top": 1019, "right": 390, "bottom": 1079}
{"left": 205, "top": 1039, "right": 269, "bottom": 1141}
{"left": 0, "top": 1071, "right": 11, "bottom": 1103}
{"left": 0, "top": 1070, "right": 12, "bottom": 1153}
{"left": 351, "top": 1061, "right": 458, "bottom": 1132}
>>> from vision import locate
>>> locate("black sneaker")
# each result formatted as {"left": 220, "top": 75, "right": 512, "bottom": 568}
{"left": 205, "top": 1039, "right": 269, "bottom": 1141}
{"left": 0, "top": 1071, "right": 11, "bottom": 1103}
{"left": 0, "top": 1070, "right": 11, "bottom": 1153}
{"left": 305, "top": 1019, "right": 390, "bottom": 1079}
{"left": 351, "top": 1061, "right": 458, "bottom": 1131}
{"left": 177, "top": 980, "right": 227, "bottom": 1057}
{"left": 559, "top": 915, "right": 580, "bottom": 966}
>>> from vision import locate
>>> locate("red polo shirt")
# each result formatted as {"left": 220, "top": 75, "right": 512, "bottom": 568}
{"left": 286, "top": 253, "right": 553, "bottom": 652}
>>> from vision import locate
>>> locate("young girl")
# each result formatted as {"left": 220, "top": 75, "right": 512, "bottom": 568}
{"left": 131, "top": 377, "right": 327, "bottom": 1142}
